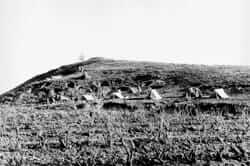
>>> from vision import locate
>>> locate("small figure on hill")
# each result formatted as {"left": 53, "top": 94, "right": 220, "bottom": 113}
{"left": 47, "top": 88, "right": 56, "bottom": 104}
{"left": 137, "top": 84, "right": 142, "bottom": 94}
{"left": 185, "top": 87, "right": 203, "bottom": 100}
{"left": 78, "top": 66, "right": 91, "bottom": 80}
{"left": 90, "top": 81, "right": 102, "bottom": 98}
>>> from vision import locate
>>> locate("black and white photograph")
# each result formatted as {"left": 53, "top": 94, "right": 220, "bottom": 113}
{"left": 0, "top": 0, "right": 249, "bottom": 165}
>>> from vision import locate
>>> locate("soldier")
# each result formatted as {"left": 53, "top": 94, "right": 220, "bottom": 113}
{"left": 84, "top": 70, "right": 91, "bottom": 80}
{"left": 185, "top": 87, "right": 202, "bottom": 100}
{"left": 78, "top": 66, "right": 84, "bottom": 73}
{"left": 78, "top": 66, "right": 91, "bottom": 80}
{"left": 90, "top": 81, "right": 102, "bottom": 98}
{"left": 47, "top": 88, "right": 56, "bottom": 104}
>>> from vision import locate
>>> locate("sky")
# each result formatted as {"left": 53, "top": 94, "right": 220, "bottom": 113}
{"left": 0, "top": 0, "right": 249, "bottom": 94}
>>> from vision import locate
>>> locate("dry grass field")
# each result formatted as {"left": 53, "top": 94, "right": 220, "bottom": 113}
{"left": 0, "top": 103, "right": 249, "bottom": 166}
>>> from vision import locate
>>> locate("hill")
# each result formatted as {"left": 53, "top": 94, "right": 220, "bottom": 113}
{"left": 1, "top": 57, "right": 250, "bottom": 106}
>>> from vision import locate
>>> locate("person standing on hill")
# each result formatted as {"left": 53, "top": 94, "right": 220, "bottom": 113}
{"left": 78, "top": 66, "right": 91, "bottom": 80}
{"left": 47, "top": 88, "right": 56, "bottom": 104}
{"left": 90, "top": 81, "right": 102, "bottom": 98}
{"left": 185, "top": 87, "right": 203, "bottom": 100}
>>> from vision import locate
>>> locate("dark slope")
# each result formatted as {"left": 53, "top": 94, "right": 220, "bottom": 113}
{"left": 1, "top": 57, "right": 250, "bottom": 105}
{"left": 1, "top": 57, "right": 108, "bottom": 95}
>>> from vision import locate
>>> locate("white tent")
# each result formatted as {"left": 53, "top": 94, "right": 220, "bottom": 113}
{"left": 101, "top": 86, "right": 111, "bottom": 97}
{"left": 129, "top": 87, "right": 139, "bottom": 94}
{"left": 214, "top": 88, "right": 229, "bottom": 99}
{"left": 82, "top": 94, "right": 95, "bottom": 101}
{"left": 149, "top": 89, "right": 162, "bottom": 100}
{"left": 111, "top": 90, "right": 124, "bottom": 99}
{"left": 51, "top": 75, "right": 63, "bottom": 80}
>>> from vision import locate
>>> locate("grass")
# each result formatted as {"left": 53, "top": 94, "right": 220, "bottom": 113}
{"left": 0, "top": 104, "right": 248, "bottom": 166}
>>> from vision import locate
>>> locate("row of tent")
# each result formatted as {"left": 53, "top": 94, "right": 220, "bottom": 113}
{"left": 111, "top": 87, "right": 230, "bottom": 101}
{"left": 186, "top": 87, "right": 230, "bottom": 99}
{"left": 45, "top": 85, "right": 230, "bottom": 104}
{"left": 55, "top": 89, "right": 162, "bottom": 102}
{"left": 83, "top": 87, "right": 230, "bottom": 102}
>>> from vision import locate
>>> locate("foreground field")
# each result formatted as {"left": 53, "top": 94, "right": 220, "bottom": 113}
{"left": 0, "top": 104, "right": 249, "bottom": 166}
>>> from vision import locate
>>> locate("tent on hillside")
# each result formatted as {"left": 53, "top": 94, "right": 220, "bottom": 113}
{"left": 149, "top": 89, "right": 162, "bottom": 100}
{"left": 214, "top": 88, "right": 230, "bottom": 99}
{"left": 51, "top": 75, "right": 63, "bottom": 80}
{"left": 82, "top": 94, "right": 95, "bottom": 101}
{"left": 110, "top": 90, "right": 124, "bottom": 99}
{"left": 129, "top": 87, "right": 139, "bottom": 94}
{"left": 120, "top": 86, "right": 139, "bottom": 94}
{"left": 101, "top": 86, "right": 111, "bottom": 98}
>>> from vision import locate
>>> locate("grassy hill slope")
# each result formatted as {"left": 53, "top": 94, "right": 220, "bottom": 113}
{"left": 1, "top": 57, "right": 250, "bottom": 105}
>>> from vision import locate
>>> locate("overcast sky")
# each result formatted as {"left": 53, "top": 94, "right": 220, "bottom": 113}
{"left": 0, "top": 0, "right": 249, "bottom": 94}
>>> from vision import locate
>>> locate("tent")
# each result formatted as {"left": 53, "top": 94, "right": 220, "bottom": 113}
{"left": 214, "top": 88, "right": 229, "bottom": 99}
{"left": 120, "top": 86, "right": 138, "bottom": 94}
{"left": 129, "top": 87, "right": 139, "bottom": 94}
{"left": 101, "top": 86, "right": 111, "bottom": 97}
{"left": 149, "top": 89, "right": 162, "bottom": 100}
{"left": 82, "top": 94, "right": 95, "bottom": 101}
{"left": 111, "top": 90, "right": 124, "bottom": 99}
{"left": 51, "top": 75, "right": 63, "bottom": 80}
